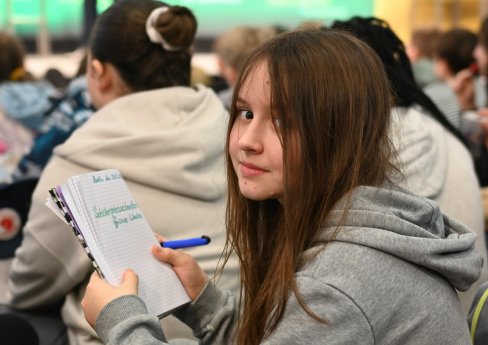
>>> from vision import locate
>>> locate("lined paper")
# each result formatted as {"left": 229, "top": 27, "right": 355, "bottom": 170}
{"left": 48, "top": 169, "right": 190, "bottom": 317}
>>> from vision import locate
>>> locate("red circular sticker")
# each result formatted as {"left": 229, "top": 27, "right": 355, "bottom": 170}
{"left": 0, "top": 208, "right": 21, "bottom": 241}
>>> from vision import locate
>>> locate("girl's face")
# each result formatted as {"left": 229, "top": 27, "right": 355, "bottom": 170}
{"left": 229, "top": 62, "right": 284, "bottom": 201}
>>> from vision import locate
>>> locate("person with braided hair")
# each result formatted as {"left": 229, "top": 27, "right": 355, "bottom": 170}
{"left": 2, "top": 1, "right": 238, "bottom": 344}
{"left": 331, "top": 17, "right": 487, "bottom": 313}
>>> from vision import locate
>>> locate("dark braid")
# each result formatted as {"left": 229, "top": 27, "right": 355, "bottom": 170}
{"left": 330, "top": 16, "right": 468, "bottom": 147}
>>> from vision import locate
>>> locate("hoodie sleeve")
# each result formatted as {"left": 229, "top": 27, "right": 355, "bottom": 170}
{"left": 6, "top": 158, "right": 93, "bottom": 309}
{"left": 95, "top": 282, "right": 236, "bottom": 345}
{"left": 95, "top": 278, "right": 374, "bottom": 345}
{"left": 95, "top": 295, "right": 169, "bottom": 345}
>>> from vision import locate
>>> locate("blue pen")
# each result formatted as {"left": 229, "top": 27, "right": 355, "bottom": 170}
{"left": 161, "top": 235, "right": 211, "bottom": 249}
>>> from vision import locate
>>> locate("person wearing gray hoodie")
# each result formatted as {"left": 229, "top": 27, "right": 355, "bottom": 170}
{"left": 89, "top": 185, "right": 482, "bottom": 345}
{"left": 81, "top": 30, "right": 483, "bottom": 345}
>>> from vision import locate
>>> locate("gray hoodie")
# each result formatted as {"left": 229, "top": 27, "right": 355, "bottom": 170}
{"left": 94, "top": 184, "right": 482, "bottom": 345}
{"left": 391, "top": 106, "right": 487, "bottom": 312}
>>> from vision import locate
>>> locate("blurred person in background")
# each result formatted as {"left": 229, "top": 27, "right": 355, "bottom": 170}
{"left": 451, "top": 17, "right": 488, "bottom": 193}
{"left": 406, "top": 27, "right": 442, "bottom": 88}
{"left": 331, "top": 17, "right": 487, "bottom": 313}
{"left": 213, "top": 25, "right": 278, "bottom": 110}
{"left": 424, "top": 28, "right": 478, "bottom": 129}
{"left": 0, "top": 31, "right": 55, "bottom": 147}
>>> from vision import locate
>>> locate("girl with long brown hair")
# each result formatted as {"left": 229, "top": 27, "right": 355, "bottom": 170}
{"left": 82, "top": 29, "right": 481, "bottom": 344}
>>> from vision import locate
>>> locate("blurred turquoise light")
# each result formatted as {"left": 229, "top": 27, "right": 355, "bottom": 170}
{"left": 0, "top": 0, "right": 372, "bottom": 37}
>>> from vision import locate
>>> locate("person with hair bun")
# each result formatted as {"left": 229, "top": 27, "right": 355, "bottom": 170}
{"left": 4, "top": 0, "right": 238, "bottom": 344}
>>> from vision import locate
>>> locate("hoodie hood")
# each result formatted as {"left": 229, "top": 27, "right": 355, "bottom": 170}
{"left": 54, "top": 85, "right": 228, "bottom": 201}
{"left": 390, "top": 106, "right": 447, "bottom": 199}
{"left": 320, "top": 185, "right": 483, "bottom": 292}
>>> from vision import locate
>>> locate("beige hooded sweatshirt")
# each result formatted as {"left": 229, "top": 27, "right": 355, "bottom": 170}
{"left": 6, "top": 85, "right": 239, "bottom": 344}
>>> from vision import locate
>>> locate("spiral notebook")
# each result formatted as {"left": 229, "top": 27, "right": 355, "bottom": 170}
{"left": 45, "top": 169, "right": 190, "bottom": 318}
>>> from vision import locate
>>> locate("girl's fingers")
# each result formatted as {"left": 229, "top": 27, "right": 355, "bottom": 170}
{"left": 154, "top": 233, "right": 167, "bottom": 243}
{"left": 152, "top": 245, "right": 191, "bottom": 266}
{"left": 151, "top": 245, "right": 207, "bottom": 300}
{"left": 122, "top": 269, "right": 139, "bottom": 294}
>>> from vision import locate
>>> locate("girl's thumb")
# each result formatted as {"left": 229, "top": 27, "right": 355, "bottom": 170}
{"left": 122, "top": 269, "right": 139, "bottom": 292}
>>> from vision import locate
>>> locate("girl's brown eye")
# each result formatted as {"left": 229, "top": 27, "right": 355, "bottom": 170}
{"left": 238, "top": 109, "right": 254, "bottom": 120}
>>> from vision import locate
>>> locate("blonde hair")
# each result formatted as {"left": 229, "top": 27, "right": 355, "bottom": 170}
{"left": 214, "top": 25, "right": 278, "bottom": 72}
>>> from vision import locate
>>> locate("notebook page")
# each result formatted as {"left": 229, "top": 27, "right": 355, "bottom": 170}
{"left": 71, "top": 169, "right": 190, "bottom": 316}
{"left": 59, "top": 182, "right": 114, "bottom": 282}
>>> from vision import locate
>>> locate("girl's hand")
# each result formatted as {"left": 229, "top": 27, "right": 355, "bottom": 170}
{"left": 151, "top": 245, "right": 208, "bottom": 300}
{"left": 154, "top": 232, "right": 166, "bottom": 243}
{"left": 82, "top": 269, "right": 139, "bottom": 328}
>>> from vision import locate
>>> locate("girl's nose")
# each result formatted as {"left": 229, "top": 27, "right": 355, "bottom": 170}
{"left": 238, "top": 121, "right": 264, "bottom": 154}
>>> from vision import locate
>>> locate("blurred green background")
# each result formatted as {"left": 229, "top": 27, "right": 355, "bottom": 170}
{"left": 0, "top": 0, "right": 373, "bottom": 38}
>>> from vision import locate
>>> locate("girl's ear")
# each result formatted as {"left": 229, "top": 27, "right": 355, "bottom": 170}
{"left": 89, "top": 59, "right": 113, "bottom": 92}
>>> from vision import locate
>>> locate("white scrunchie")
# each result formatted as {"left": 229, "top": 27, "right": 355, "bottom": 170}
{"left": 145, "top": 6, "right": 181, "bottom": 52}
